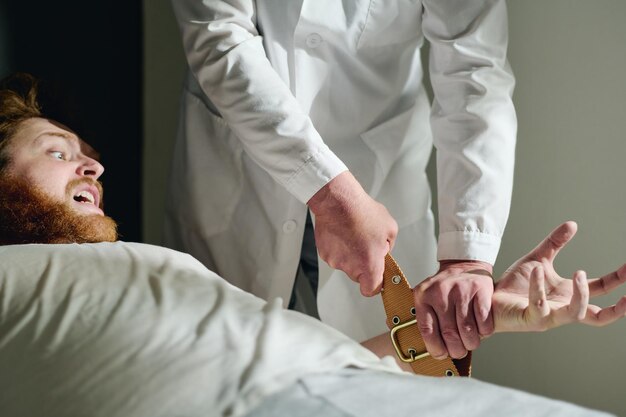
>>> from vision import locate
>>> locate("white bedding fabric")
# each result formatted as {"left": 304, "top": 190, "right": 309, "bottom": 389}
{"left": 0, "top": 242, "right": 396, "bottom": 417}
{"left": 0, "top": 242, "right": 610, "bottom": 417}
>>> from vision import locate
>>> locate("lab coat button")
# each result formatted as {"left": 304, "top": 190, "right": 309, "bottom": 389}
{"left": 305, "top": 33, "right": 323, "bottom": 48}
{"left": 282, "top": 220, "right": 297, "bottom": 233}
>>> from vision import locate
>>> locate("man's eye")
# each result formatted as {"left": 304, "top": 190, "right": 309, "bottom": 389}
{"left": 50, "top": 151, "right": 66, "bottom": 160}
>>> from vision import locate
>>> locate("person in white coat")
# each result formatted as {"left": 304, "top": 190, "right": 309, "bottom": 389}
{"left": 165, "top": 0, "right": 517, "bottom": 360}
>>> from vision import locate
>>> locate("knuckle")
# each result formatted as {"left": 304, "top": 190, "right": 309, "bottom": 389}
{"left": 390, "top": 222, "right": 399, "bottom": 237}
{"left": 460, "top": 323, "right": 475, "bottom": 335}
{"left": 422, "top": 340, "right": 447, "bottom": 358}
{"left": 450, "top": 286, "right": 471, "bottom": 302}
{"left": 427, "top": 299, "right": 446, "bottom": 311}
{"left": 480, "top": 278, "right": 495, "bottom": 290}
{"left": 433, "top": 296, "right": 450, "bottom": 310}
{"left": 417, "top": 322, "right": 435, "bottom": 337}
{"left": 430, "top": 350, "right": 448, "bottom": 360}
{"left": 418, "top": 286, "right": 444, "bottom": 303}
{"left": 413, "top": 286, "right": 430, "bottom": 302}
{"left": 455, "top": 305, "right": 472, "bottom": 319}
{"left": 476, "top": 306, "right": 491, "bottom": 321}
{"left": 331, "top": 257, "right": 344, "bottom": 271}
{"left": 440, "top": 327, "right": 462, "bottom": 342}
{"left": 318, "top": 249, "right": 330, "bottom": 262}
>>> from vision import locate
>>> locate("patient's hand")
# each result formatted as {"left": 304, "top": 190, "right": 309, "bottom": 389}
{"left": 493, "top": 221, "right": 626, "bottom": 333}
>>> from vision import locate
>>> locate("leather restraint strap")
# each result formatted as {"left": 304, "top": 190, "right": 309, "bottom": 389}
{"left": 381, "top": 254, "right": 472, "bottom": 377}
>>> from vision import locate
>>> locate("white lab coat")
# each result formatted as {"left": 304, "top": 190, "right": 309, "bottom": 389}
{"left": 165, "top": 0, "right": 516, "bottom": 341}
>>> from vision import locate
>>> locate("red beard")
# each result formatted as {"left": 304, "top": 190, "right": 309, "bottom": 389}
{"left": 0, "top": 175, "right": 118, "bottom": 245}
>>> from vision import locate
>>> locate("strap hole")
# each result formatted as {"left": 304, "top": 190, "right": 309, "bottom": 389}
{"left": 392, "top": 315, "right": 400, "bottom": 325}
{"left": 392, "top": 275, "right": 401, "bottom": 284}
{"left": 445, "top": 369, "right": 455, "bottom": 377}
{"left": 410, "top": 307, "right": 416, "bottom": 316}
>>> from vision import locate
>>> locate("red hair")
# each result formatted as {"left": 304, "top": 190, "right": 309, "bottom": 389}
{"left": 0, "top": 73, "right": 42, "bottom": 171}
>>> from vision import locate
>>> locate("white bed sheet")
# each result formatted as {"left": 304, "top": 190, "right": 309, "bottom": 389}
{"left": 0, "top": 242, "right": 396, "bottom": 417}
{"left": 0, "top": 242, "right": 611, "bottom": 417}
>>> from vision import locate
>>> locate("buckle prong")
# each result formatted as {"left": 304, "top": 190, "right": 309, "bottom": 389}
{"left": 390, "top": 318, "right": 430, "bottom": 363}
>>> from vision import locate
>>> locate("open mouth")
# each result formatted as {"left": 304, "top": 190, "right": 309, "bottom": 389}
{"left": 73, "top": 190, "right": 96, "bottom": 205}
{"left": 70, "top": 183, "right": 102, "bottom": 215}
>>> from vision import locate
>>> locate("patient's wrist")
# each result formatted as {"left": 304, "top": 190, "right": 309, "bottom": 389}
{"left": 361, "top": 333, "right": 414, "bottom": 372}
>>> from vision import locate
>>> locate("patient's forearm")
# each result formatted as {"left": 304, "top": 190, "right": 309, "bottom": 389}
{"left": 361, "top": 333, "right": 414, "bottom": 372}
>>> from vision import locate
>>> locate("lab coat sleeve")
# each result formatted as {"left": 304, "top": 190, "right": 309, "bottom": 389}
{"left": 422, "top": 0, "right": 517, "bottom": 265}
{"left": 171, "top": 0, "right": 347, "bottom": 203}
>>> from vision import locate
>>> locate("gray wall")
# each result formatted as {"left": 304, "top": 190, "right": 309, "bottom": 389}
{"left": 474, "top": 1, "right": 626, "bottom": 414}
{"left": 143, "top": 0, "right": 185, "bottom": 244}
{"left": 144, "top": 1, "right": 626, "bottom": 415}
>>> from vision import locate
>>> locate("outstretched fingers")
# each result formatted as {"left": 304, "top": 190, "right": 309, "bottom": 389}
{"left": 588, "top": 264, "right": 626, "bottom": 297}
{"left": 568, "top": 270, "right": 589, "bottom": 321}
{"left": 527, "top": 221, "right": 577, "bottom": 263}
{"left": 584, "top": 296, "right": 626, "bottom": 327}
{"left": 527, "top": 268, "right": 589, "bottom": 330}
{"left": 584, "top": 264, "right": 626, "bottom": 326}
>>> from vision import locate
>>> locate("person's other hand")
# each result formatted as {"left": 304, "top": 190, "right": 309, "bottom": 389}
{"left": 493, "top": 221, "right": 626, "bottom": 333}
{"left": 412, "top": 261, "right": 494, "bottom": 359}
{"left": 308, "top": 171, "right": 398, "bottom": 296}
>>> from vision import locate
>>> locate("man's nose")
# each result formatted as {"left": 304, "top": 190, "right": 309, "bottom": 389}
{"left": 77, "top": 156, "right": 105, "bottom": 179}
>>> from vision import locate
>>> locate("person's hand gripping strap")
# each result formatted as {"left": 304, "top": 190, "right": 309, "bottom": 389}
{"left": 381, "top": 254, "right": 472, "bottom": 377}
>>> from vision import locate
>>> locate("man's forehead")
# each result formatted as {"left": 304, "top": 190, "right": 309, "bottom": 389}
{"left": 14, "top": 118, "right": 100, "bottom": 160}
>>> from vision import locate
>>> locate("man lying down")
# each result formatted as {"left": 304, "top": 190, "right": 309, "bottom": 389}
{"left": 1, "top": 74, "right": 625, "bottom": 417}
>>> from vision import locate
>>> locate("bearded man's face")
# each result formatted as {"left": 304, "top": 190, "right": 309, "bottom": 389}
{"left": 0, "top": 117, "right": 117, "bottom": 244}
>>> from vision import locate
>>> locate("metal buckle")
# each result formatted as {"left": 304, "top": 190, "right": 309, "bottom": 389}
{"left": 390, "top": 318, "right": 430, "bottom": 363}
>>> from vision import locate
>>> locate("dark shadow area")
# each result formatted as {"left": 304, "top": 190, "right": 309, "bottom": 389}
{"left": 0, "top": 1, "right": 143, "bottom": 241}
